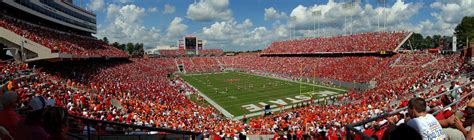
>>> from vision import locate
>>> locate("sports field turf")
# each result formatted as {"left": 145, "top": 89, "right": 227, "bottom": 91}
{"left": 180, "top": 71, "right": 346, "bottom": 117}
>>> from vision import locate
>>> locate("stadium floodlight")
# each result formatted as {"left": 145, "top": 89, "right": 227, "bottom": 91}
{"left": 289, "top": 16, "right": 297, "bottom": 40}
{"left": 343, "top": 0, "right": 357, "bottom": 35}
{"left": 375, "top": 0, "right": 387, "bottom": 32}
{"left": 312, "top": 10, "right": 322, "bottom": 38}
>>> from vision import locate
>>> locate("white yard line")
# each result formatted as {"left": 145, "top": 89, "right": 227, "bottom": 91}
{"left": 232, "top": 93, "right": 344, "bottom": 120}
{"left": 236, "top": 71, "right": 347, "bottom": 92}
{"left": 184, "top": 72, "right": 229, "bottom": 76}
{"left": 183, "top": 71, "right": 346, "bottom": 120}
{"left": 184, "top": 79, "right": 235, "bottom": 118}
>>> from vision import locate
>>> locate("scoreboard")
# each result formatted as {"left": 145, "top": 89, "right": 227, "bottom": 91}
{"left": 178, "top": 39, "right": 184, "bottom": 50}
{"left": 185, "top": 37, "right": 197, "bottom": 50}
{"left": 178, "top": 36, "right": 204, "bottom": 54}
{"left": 198, "top": 40, "right": 203, "bottom": 50}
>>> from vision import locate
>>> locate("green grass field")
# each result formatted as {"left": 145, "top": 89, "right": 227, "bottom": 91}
{"left": 181, "top": 71, "right": 346, "bottom": 117}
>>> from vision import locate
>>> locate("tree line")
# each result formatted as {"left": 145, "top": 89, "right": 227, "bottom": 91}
{"left": 406, "top": 16, "right": 473, "bottom": 50}
{"left": 100, "top": 37, "right": 145, "bottom": 56}
{"left": 408, "top": 33, "right": 451, "bottom": 50}
{"left": 455, "top": 16, "right": 474, "bottom": 47}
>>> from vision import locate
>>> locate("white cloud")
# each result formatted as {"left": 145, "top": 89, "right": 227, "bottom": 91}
{"left": 87, "top": 0, "right": 105, "bottom": 11}
{"left": 186, "top": 0, "right": 233, "bottom": 22}
{"left": 148, "top": 7, "right": 158, "bottom": 13}
{"left": 106, "top": 4, "right": 120, "bottom": 20}
{"left": 95, "top": 0, "right": 474, "bottom": 51}
{"left": 272, "top": 0, "right": 423, "bottom": 38}
{"left": 289, "top": 0, "right": 421, "bottom": 31}
{"left": 422, "top": 0, "right": 474, "bottom": 36}
{"left": 278, "top": 0, "right": 471, "bottom": 37}
{"left": 193, "top": 0, "right": 430, "bottom": 51}
{"left": 163, "top": 4, "right": 176, "bottom": 14}
{"left": 202, "top": 19, "right": 252, "bottom": 40}
{"left": 117, "top": 5, "right": 145, "bottom": 23}
{"left": 167, "top": 17, "right": 188, "bottom": 37}
{"left": 197, "top": 19, "right": 287, "bottom": 51}
{"left": 97, "top": 4, "right": 162, "bottom": 48}
{"left": 264, "top": 7, "right": 288, "bottom": 21}
{"left": 114, "top": 0, "right": 132, "bottom": 3}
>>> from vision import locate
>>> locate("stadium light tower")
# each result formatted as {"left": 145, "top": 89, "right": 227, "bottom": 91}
{"left": 343, "top": 0, "right": 357, "bottom": 35}
{"left": 350, "top": 1, "right": 353, "bottom": 35}
{"left": 312, "top": 10, "right": 322, "bottom": 38}
{"left": 343, "top": 0, "right": 347, "bottom": 35}
{"left": 290, "top": 16, "right": 297, "bottom": 40}
{"left": 376, "top": 0, "right": 387, "bottom": 31}
{"left": 288, "top": 16, "right": 292, "bottom": 40}
{"left": 384, "top": 0, "right": 387, "bottom": 31}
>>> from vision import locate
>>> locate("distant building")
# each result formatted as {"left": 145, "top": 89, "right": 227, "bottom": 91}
{"left": 146, "top": 45, "right": 178, "bottom": 54}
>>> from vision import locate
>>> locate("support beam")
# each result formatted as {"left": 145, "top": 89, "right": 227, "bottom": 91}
{"left": 394, "top": 32, "right": 414, "bottom": 52}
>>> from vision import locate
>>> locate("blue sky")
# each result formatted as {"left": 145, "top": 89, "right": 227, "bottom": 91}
{"left": 79, "top": 0, "right": 474, "bottom": 51}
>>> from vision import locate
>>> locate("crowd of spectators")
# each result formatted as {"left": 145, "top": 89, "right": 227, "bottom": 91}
{"left": 0, "top": 50, "right": 470, "bottom": 140}
{"left": 216, "top": 54, "right": 394, "bottom": 83}
{"left": 199, "top": 49, "right": 224, "bottom": 56}
{"left": 392, "top": 53, "right": 438, "bottom": 66}
{"left": 262, "top": 32, "right": 410, "bottom": 54}
{"left": 221, "top": 53, "right": 468, "bottom": 139}
{"left": 176, "top": 57, "right": 221, "bottom": 73}
{"left": 0, "top": 61, "right": 31, "bottom": 85}
{"left": 159, "top": 50, "right": 186, "bottom": 56}
{"left": 215, "top": 53, "right": 460, "bottom": 84}
{"left": 0, "top": 15, "right": 128, "bottom": 57}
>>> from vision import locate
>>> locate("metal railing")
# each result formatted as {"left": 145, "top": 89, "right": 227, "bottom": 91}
{"left": 67, "top": 116, "right": 201, "bottom": 140}
{"left": 345, "top": 75, "right": 473, "bottom": 140}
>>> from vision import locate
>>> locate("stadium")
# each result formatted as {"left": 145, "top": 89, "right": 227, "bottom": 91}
{"left": 0, "top": 0, "right": 473, "bottom": 140}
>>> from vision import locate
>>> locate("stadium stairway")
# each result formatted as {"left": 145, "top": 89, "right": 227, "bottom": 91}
{"left": 390, "top": 56, "right": 402, "bottom": 67}
{"left": 0, "top": 27, "right": 60, "bottom": 62}
{"left": 188, "top": 57, "right": 195, "bottom": 65}
{"left": 215, "top": 58, "right": 225, "bottom": 70}
{"left": 422, "top": 57, "right": 443, "bottom": 68}
{"left": 174, "top": 58, "right": 187, "bottom": 73}
{"left": 174, "top": 58, "right": 180, "bottom": 71}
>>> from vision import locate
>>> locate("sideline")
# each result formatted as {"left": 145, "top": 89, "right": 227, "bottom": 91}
{"left": 182, "top": 75, "right": 235, "bottom": 118}
{"left": 181, "top": 71, "right": 346, "bottom": 120}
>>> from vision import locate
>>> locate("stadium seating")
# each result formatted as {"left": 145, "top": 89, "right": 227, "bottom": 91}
{"left": 1, "top": 31, "right": 470, "bottom": 139}
{"left": 1, "top": 53, "right": 468, "bottom": 139}
{"left": 262, "top": 32, "right": 410, "bottom": 54}
{"left": 392, "top": 53, "right": 437, "bottom": 66}
{"left": 0, "top": 62, "right": 31, "bottom": 85}
{"left": 216, "top": 54, "right": 395, "bottom": 83}
{"left": 0, "top": 16, "right": 128, "bottom": 57}
{"left": 199, "top": 49, "right": 224, "bottom": 56}
{"left": 175, "top": 57, "right": 221, "bottom": 73}
{"left": 159, "top": 50, "right": 186, "bottom": 56}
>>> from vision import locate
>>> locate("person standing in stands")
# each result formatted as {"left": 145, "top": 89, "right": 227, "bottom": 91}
{"left": 0, "top": 91, "right": 20, "bottom": 140}
{"left": 13, "top": 96, "right": 50, "bottom": 140}
{"left": 407, "top": 97, "right": 446, "bottom": 140}
{"left": 42, "top": 107, "right": 69, "bottom": 140}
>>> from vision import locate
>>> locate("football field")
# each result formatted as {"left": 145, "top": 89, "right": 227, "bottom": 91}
{"left": 180, "top": 71, "right": 346, "bottom": 118}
